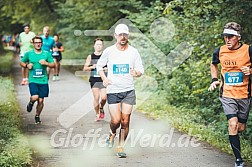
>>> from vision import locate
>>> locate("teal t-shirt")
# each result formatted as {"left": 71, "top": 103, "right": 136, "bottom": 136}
{"left": 40, "top": 35, "right": 55, "bottom": 52}
{"left": 21, "top": 50, "right": 54, "bottom": 84}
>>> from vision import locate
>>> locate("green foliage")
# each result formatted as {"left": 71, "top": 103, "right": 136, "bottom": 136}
{"left": 0, "top": 52, "right": 13, "bottom": 74}
{"left": 1, "top": 0, "right": 252, "bottom": 164}
{"left": 129, "top": 0, "right": 252, "bottom": 162}
{"left": 55, "top": 0, "right": 138, "bottom": 60}
{"left": 161, "top": 0, "right": 252, "bottom": 140}
{"left": 0, "top": 0, "right": 63, "bottom": 42}
{"left": 0, "top": 135, "right": 32, "bottom": 167}
{"left": 0, "top": 76, "right": 32, "bottom": 166}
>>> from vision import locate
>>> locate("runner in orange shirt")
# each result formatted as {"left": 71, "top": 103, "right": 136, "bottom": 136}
{"left": 208, "top": 22, "right": 252, "bottom": 167}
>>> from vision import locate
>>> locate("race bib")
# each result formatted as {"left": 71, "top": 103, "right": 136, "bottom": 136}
{"left": 225, "top": 72, "right": 243, "bottom": 85}
{"left": 52, "top": 51, "right": 59, "bottom": 57}
{"left": 113, "top": 64, "right": 129, "bottom": 74}
{"left": 33, "top": 69, "right": 44, "bottom": 77}
{"left": 93, "top": 68, "right": 100, "bottom": 77}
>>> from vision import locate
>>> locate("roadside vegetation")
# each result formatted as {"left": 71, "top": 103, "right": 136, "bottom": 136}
{"left": 0, "top": 0, "right": 251, "bottom": 164}
{"left": 0, "top": 52, "right": 32, "bottom": 166}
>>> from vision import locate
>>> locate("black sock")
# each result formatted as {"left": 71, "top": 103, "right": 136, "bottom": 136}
{"left": 229, "top": 135, "right": 242, "bottom": 160}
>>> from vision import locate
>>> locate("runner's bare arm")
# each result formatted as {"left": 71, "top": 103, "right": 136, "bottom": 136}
{"left": 83, "top": 55, "right": 94, "bottom": 71}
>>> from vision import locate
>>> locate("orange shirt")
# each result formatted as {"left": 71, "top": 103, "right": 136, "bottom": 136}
{"left": 218, "top": 44, "right": 251, "bottom": 99}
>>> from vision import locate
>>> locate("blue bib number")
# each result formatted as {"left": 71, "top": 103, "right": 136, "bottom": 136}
{"left": 52, "top": 51, "right": 59, "bottom": 57}
{"left": 225, "top": 72, "right": 243, "bottom": 85}
{"left": 33, "top": 69, "right": 44, "bottom": 78}
{"left": 93, "top": 68, "right": 100, "bottom": 77}
{"left": 113, "top": 64, "right": 129, "bottom": 74}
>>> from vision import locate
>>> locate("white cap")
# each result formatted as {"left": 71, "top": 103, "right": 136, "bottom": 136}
{"left": 223, "top": 29, "right": 240, "bottom": 37}
{"left": 115, "top": 24, "right": 129, "bottom": 35}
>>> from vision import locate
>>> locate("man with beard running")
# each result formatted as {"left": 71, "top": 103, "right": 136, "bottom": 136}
{"left": 96, "top": 24, "right": 144, "bottom": 158}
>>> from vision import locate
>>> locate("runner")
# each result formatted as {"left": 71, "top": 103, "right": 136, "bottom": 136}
{"left": 96, "top": 24, "right": 144, "bottom": 158}
{"left": 18, "top": 24, "right": 36, "bottom": 85}
{"left": 20, "top": 36, "right": 55, "bottom": 124}
{"left": 40, "top": 26, "right": 55, "bottom": 79}
{"left": 52, "top": 34, "right": 64, "bottom": 81}
{"left": 208, "top": 22, "right": 252, "bottom": 167}
{"left": 83, "top": 38, "right": 107, "bottom": 121}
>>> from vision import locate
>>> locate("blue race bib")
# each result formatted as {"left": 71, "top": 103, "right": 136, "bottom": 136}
{"left": 224, "top": 72, "right": 243, "bottom": 85}
{"left": 33, "top": 69, "right": 44, "bottom": 77}
{"left": 52, "top": 51, "right": 59, "bottom": 57}
{"left": 93, "top": 68, "right": 100, "bottom": 77}
{"left": 113, "top": 64, "right": 129, "bottom": 74}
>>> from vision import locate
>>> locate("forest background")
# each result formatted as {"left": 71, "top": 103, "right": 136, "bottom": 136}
{"left": 0, "top": 0, "right": 252, "bottom": 165}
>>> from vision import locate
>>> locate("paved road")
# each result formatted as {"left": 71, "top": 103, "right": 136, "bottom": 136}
{"left": 12, "top": 56, "right": 251, "bottom": 167}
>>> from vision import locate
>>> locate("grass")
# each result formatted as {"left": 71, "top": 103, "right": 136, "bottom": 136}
{"left": 0, "top": 51, "right": 32, "bottom": 166}
{"left": 0, "top": 52, "right": 13, "bottom": 74}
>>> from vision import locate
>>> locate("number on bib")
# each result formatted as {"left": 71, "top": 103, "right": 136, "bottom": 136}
{"left": 113, "top": 64, "right": 129, "bottom": 74}
{"left": 224, "top": 72, "right": 243, "bottom": 85}
{"left": 33, "top": 69, "right": 44, "bottom": 77}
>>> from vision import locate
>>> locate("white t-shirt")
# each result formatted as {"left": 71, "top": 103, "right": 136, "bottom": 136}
{"left": 96, "top": 44, "right": 144, "bottom": 93}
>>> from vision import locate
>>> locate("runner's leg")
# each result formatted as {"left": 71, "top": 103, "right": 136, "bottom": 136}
{"left": 119, "top": 103, "right": 133, "bottom": 146}
{"left": 109, "top": 103, "right": 121, "bottom": 134}
{"left": 92, "top": 87, "right": 101, "bottom": 119}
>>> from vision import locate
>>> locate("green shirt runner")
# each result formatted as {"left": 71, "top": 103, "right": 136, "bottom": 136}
{"left": 21, "top": 50, "right": 54, "bottom": 84}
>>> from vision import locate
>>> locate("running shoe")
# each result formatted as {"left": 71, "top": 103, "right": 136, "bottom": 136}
{"left": 99, "top": 108, "right": 105, "bottom": 119}
{"left": 20, "top": 80, "right": 26, "bottom": 85}
{"left": 235, "top": 159, "right": 244, "bottom": 167}
{"left": 106, "top": 133, "right": 115, "bottom": 148}
{"left": 95, "top": 114, "right": 101, "bottom": 122}
{"left": 116, "top": 146, "right": 127, "bottom": 158}
{"left": 26, "top": 102, "right": 34, "bottom": 112}
{"left": 52, "top": 76, "right": 56, "bottom": 81}
{"left": 24, "top": 80, "right": 29, "bottom": 85}
{"left": 95, "top": 116, "right": 101, "bottom": 122}
{"left": 35, "top": 115, "right": 41, "bottom": 124}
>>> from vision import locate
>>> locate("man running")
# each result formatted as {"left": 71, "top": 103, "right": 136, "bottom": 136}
{"left": 20, "top": 36, "right": 55, "bottom": 124}
{"left": 18, "top": 24, "right": 36, "bottom": 85}
{"left": 83, "top": 38, "right": 107, "bottom": 121}
{"left": 208, "top": 22, "right": 252, "bottom": 167}
{"left": 96, "top": 24, "right": 144, "bottom": 158}
{"left": 40, "top": 26, "right": 55, "bottom": 79}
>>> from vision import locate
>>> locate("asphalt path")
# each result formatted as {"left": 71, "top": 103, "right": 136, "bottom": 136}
{"left": 12, "top": 56, "right": 251, "bottom": 167}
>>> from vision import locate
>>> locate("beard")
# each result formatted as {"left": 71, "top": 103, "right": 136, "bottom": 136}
{"left": 119, "top": 39, "right": 128, "bottom": 46}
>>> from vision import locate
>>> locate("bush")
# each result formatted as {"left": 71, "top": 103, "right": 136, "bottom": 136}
{"left": 0, "top": 77, "right": 32, "bottom": 166}
{"left": 0, "top": 53, "right": 13, "bottom": 74}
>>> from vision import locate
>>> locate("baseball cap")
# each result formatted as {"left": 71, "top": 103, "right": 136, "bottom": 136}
{"left": 223, "top": 28, "right": 240, "bottom": 37}
{"left": 115, "top": 24, "right": 129, "bottom": 35}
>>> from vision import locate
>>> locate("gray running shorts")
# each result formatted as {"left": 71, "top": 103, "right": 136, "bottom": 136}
{"left": 219, "top": 97, "right": 251, "bottom": 123}
{"left": 107, "top": 90, "right": 136, "bottom": 105}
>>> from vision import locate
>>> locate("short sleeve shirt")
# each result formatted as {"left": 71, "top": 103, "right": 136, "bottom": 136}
{"left": 40, "top": 35, "right": 55, "bottom": 52}
{"left": 21, "top": 50, "right": 54, "bottom": 84}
